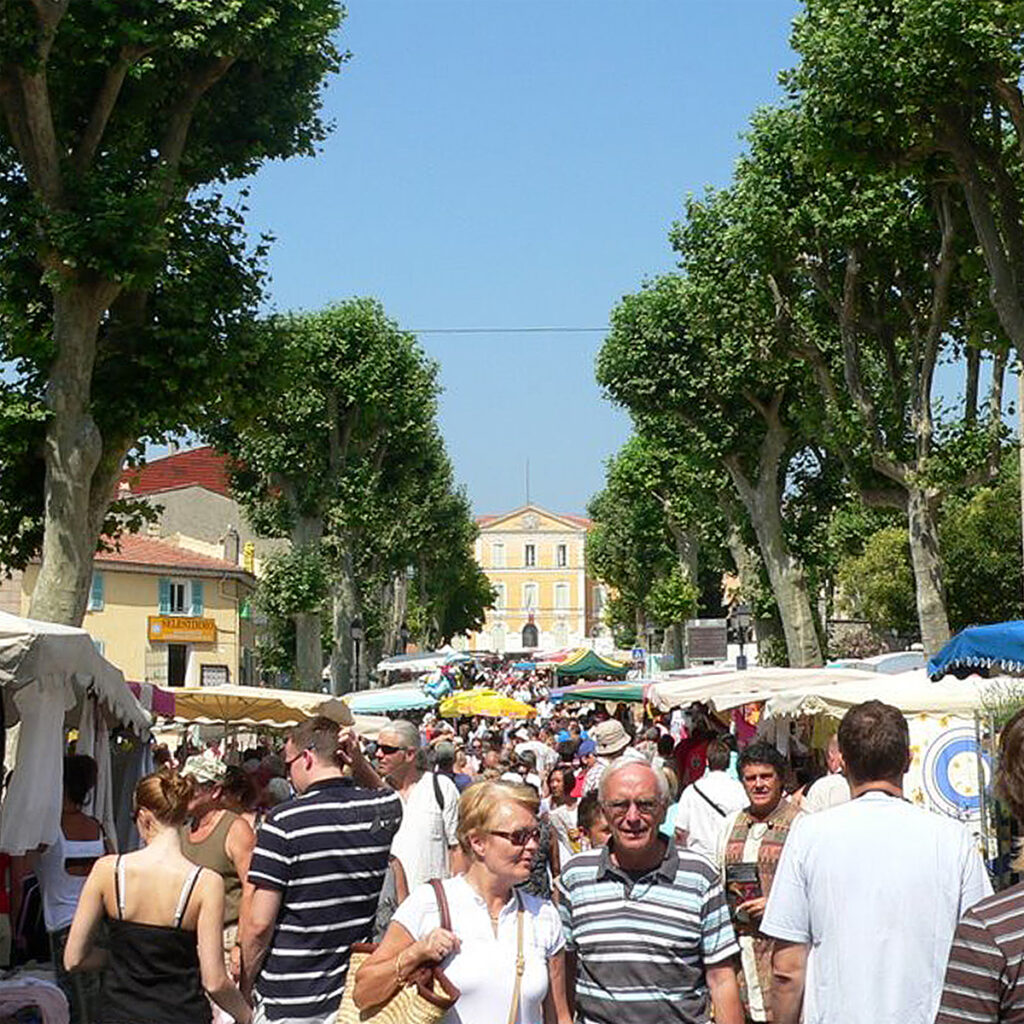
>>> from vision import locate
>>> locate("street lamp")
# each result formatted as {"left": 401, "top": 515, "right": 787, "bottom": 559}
{"left": 644, "top": 617, "right": 657, "bottom": 675}
{"left": 398, "top": 621, "right": 410, "bottom": 655}
{"left": 732, "top": 603, "right": 752, "bottom": 671}
{"left": 350, "top": 616, "right": 364, "bottom": 691}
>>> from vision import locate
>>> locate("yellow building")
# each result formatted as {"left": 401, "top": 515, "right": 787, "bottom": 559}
{"left": 20, "top": 534, "right": 257, "bottom": 687}
{"left": 463, "top": 505, "right": 607, "bottom": 653}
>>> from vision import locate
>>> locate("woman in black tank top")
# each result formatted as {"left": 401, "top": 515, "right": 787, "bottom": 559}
{"left": 63, "top": 773, "right": 252, "bottom": 1024}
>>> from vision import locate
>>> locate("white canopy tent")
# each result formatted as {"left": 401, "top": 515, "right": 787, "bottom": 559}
{"left": 648, "top": 666, "right": 881, "bottom": 715}
{"left": 0, "top": 611, "right": 150, "bottom": 855}
{"left": 375, "top": 648, "right": 471, "bottom": 674}
{"left": 762, "top": 669, "right": 989, "bottom": 721}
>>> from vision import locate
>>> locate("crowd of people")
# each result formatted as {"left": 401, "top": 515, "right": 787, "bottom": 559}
{"left": 16, "top": 669, "right": 1024, "bottom": 1024}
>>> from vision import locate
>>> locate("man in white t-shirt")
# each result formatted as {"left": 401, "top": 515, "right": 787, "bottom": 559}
{"left": 761, "top": 700, "right": 992, "bottom": 1024}
{"left": 674, "top": 739, "right": 747, "bottom": 859}
{"left": 800, "top": 735, "right": 850, "bottom": 814}
{"left": 376, "top": 720, "right": 461, "bottom": 891}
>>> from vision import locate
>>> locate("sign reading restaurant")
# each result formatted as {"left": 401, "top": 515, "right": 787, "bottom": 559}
{"left": 147, "top": 615, "right": 217, "bottom": 644}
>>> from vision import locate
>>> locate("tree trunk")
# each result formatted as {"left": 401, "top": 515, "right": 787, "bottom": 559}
{"left": 329, "top": 547, "right": 359, "bottom": 695}
{"left": 30, "top": 284, "right": 118, "bottom": 624}
{"left": 746, "top": 496, "right": 823, "bottom": 667}
{"left": 723, "top": 414, "right": 823, "bottom": 668}
{"left": 291, "top": 516, "right": 324, "bottom": 689}
{"left": 906, "top": 487, "right": 951, "bottom": 658}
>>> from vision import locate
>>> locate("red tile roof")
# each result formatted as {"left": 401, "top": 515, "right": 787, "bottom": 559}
{"left": 95, "top": 534, "right": 251, "bottom": 578}
{"left": 120, "top": 446, "right": 232, "bottom": 498}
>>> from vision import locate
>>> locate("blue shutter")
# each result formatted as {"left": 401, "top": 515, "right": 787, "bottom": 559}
{"left": 158, "top": 578, "right": 171, "bottom": 614}
{"left": 88, "top": 572, "right": 105, "bottom": 612}
{"left": 190, "top": 580, "right": 204, "bottom": 616}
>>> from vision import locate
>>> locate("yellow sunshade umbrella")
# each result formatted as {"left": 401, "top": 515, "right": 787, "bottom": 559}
{"left": 439, "top": 690, "right": 536, "bottom": 719}
{"left": 171, "top": 685, "right": 353, "bottom": 729}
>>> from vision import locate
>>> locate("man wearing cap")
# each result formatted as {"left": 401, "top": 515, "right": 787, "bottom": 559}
{"left": 180, "top": 752, "right": 256, "bottom": 978}
{"left": 582, "top": 720, "right": 646, "bottom": 796}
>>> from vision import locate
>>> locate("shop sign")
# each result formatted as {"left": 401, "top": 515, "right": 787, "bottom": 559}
{"left": 148, "top": 615, "right": 216, "bottom": 643}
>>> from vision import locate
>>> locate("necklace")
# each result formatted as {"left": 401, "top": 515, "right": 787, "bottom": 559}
{"left": 465, "top": 875, "right": 507, "bottom": 936}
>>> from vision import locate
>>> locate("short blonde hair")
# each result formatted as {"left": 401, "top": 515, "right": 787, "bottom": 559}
{"left": 456, "top": 780, "right": 539, "bottom": 854}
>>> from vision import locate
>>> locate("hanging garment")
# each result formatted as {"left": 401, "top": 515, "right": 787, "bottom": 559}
{"left": 0, "top": 678, "right": 75, "bottom": 855}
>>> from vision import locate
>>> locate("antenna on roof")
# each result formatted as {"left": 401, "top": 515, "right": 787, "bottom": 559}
{"left": 525, "top": 459, "right": 530, "bottom": 506}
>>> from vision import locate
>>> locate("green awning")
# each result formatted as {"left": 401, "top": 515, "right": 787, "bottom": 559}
{"left": 553, "top": 648, "right": 629, "bottom": 679}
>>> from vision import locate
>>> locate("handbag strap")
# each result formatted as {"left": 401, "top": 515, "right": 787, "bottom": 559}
{"left": 506, "top": 891, "right": 524, "bottom": 1024}
{"left": 429, "top": 878, "right": 452, "bottom": 932}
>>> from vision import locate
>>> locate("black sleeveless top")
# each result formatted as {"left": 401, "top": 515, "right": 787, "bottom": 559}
{"left": 102, "top": 857, "right": 212, "bottom": 1024}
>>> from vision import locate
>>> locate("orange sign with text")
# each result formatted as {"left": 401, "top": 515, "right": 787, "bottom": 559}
{"left": 148, "top": 616, "right": 217, "bottom": 644}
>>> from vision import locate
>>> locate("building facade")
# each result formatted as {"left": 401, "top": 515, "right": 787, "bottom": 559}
{"left": 462, "top": 505, "right": 607, "bottom": 653}
{"left": 19, "top": 534, "right": 258, "bottom": 687}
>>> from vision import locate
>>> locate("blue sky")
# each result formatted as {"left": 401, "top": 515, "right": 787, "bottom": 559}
{"left": 234, "top": 1, "right": 803, "bottom": 516}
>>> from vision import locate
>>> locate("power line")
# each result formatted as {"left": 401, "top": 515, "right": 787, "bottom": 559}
{"left": 410, "top": 326, "right": 608, "bottom": 334}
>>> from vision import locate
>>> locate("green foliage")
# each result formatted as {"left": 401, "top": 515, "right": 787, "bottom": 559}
{"left": 941, "top": 455, "right": 1024, "bottom": 630}
{"left": 647, "top": 565, "right": 699, "bottom": 629}
{"left": 256, "top": 546, "right": 331, "bottom": 619}
{"left": 836, "top": 526, "right": 918, "bottom": 638}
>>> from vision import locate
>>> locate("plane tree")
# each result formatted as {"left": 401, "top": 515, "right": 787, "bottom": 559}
{"left": 0, "top": 0, "right": 343, "bottom": 623}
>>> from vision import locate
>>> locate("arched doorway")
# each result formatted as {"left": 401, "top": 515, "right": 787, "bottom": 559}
{"left": 521, "top": 623, "right": 539, "bottom": 648}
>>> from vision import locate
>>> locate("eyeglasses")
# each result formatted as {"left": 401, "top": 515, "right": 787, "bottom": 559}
{"left": 376, "top": 743, "right": 408, "bottom": 756}
{"left": 284, "top": 747, "right": 312, "bottom": 772}
{"left": 488, "top": 827, "right": 541, "bottom": 847}
{"left": 603, "top": 798, "right": 661, "bottom": 817}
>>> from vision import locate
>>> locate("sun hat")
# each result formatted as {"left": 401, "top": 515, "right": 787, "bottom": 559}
{"left": 181, "top": 752, "right": 227, "bottom": 785}
{"left": 592, "top": 719, "right": 631, "bottom": 757}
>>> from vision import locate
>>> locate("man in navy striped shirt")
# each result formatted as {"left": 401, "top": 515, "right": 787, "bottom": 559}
{"left": 241, "top": 717, "right": 402, "bottom": 1024}
{"left": 556, "top": 759, "right": 743, "bottom": 1024}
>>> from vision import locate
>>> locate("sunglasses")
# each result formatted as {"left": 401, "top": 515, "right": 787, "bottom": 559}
{"left": 284, "top": 748, "right": 311, "bottom": 771}
{"left": 488, "top": 827, "right": 541, "bottom": 847}
{"left": 376, "top": 743, "right": 408, "bottom": 756}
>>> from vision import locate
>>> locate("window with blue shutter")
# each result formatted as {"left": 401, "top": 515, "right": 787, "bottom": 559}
{"left": 190, "top": 580, "right": 204, "bottom": 616}
{"left": 158, "top": 578, "right": 171, "bottom": 614}
{"left": 92, "top": 638, "right": 105, "bottom": 657}
{"left": 88, "top": 572, "right": 105, "bottom": 612}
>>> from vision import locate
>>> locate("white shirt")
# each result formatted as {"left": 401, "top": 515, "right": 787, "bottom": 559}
{"left": 515, "top": 741, "right": 558, "bottom": 775}
{"left": 393, "top": 874, "right": 565, "bottom": 1024}
{"left": 801, "top": 773, "right": 851, "bottom": 814}
{"left": 389, "top": 772, "right": 460, "bottom": 891}
{"left": 674, "top": 771, "right": 748, "bottom": 861}
{"left": 761, "top": 791, "right": 993, "bottom": 1024}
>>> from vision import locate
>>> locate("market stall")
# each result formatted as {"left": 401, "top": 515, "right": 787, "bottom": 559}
{"left": 375, "top": 648, "right": 472, "bottom": 674}
{"left": 343, "top": 685, "right": 436, "bottom": 715}
{"left": 648, "top": 666, "right": 879, "bottom": 714}
{"left": 548, "top": 679, "right": 651, "bottom": 704}
{"left": 928, "top": 620, "right": 1024, "bottom": 679}
{"left": 552, "top": 648, "right": 629, "bottom": 679}
{"left": 171, "top": 684, "right": 354, "bottom": 728}
{"left": 438, "top": 688, "right": 535, "bottom": 719}
{"left": 0, "top": 611, "right": 150, "bottom": 856}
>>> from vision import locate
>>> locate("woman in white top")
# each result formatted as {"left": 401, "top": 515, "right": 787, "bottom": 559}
{"left": 354, "top": 781, "right": 571, "bottom": 1024}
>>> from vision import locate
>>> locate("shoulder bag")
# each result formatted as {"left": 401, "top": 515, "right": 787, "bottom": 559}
{"left": 336, "top": 878, "right": 460, "bottom": 1024}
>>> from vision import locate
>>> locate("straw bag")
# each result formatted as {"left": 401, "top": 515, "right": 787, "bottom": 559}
{"left": 336, "top": 879, "right": 460, "bottom": 1024}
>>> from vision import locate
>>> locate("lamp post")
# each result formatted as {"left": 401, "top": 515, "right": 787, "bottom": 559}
{"left": 644, "top": 617, "right": 656, "bottom": 676}
{"left": 398, "top": 621, "right": 410, "bottom": 655}
{"left": 732, "top": 603, "right": 751, "bottom": 671}
{"left": 350, "top": 616, "right": 364, "bottom": 691}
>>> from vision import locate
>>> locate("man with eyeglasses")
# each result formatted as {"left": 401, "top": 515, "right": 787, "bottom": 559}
{"left": 555, "top": 759, "right": 743, "bottom": 1024}
{"left": 241, "top": 715, "right": 402, "bottom": 1024}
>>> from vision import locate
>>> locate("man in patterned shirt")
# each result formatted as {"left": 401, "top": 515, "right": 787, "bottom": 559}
{"left": 556, "top": 758, "right": 743, "bottom": 1024}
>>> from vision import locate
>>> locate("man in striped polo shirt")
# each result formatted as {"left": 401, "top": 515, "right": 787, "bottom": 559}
{"left": 241, "top": 716, "right": 402, "bottom": 1024}
{"left": 556, "top": 758, "right": 743, "bottom": 1024}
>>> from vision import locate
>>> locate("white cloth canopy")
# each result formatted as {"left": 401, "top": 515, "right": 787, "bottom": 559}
{"left": 0, "top": 611, "right": 149, "bottom": 855}
{"left": 762, "top": 669, "right": 989, "bottom": 721}
{"left": 648, "top": 666, "right": 880, "bottom": 714}
{"left": 375, "top": 648, "right": 471, "bottom": 673}
{"left": 0, "top": 611, "right": 149, "bottom": 732}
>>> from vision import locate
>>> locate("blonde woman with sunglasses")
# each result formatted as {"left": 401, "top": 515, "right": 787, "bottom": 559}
{"left": 354, "top": 780, "right": 572, "bottom": 1024}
